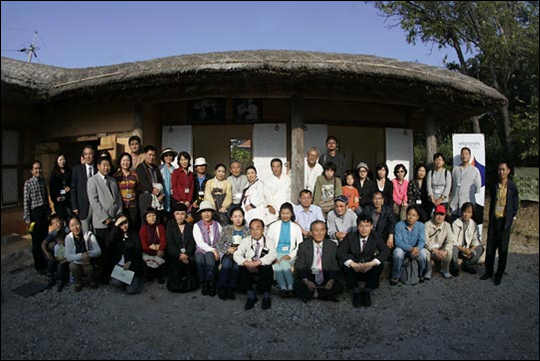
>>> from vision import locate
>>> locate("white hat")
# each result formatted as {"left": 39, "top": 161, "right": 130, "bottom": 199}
{"left": 197, "top": 200, "right": 216, "bottom": 213}
{"left": 194, "top": 157, "right": 208, "bottom": 167}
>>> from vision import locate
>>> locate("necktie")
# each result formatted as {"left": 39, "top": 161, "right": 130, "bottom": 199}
{"left": 361, "top": 238, "right": 367, "bottom": 253}
{"left": 88, "top": 166, "right": 93, "bottom": 178}
{"left": 105, "top": 177, "right": 113, "bottom": 196}
{"left": 315, "top": 246, "right": 324, "bottom": 285}
{"left": 253, "top": 241, "right": 261, "bottom": 260}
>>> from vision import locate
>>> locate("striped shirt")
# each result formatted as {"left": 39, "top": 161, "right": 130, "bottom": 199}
{"left": 114, "top": 170, "right": 139, "bottom": 208}
{"left": 23, "top": 176, "right": 49, "bottom": 223}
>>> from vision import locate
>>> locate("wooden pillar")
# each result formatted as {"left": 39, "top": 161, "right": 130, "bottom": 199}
{"left": 133, "top": 101, "right": 144, "bottom": 142}
{"left": 424, "top": 107, "right": 437, "bottom": 168}
{"left": 290, "top": 96, "right": 304, "bottom": 205}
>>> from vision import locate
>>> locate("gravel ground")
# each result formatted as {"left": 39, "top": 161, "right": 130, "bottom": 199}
{"left": 2, "top": 206, "right": 538, "bottom": 360}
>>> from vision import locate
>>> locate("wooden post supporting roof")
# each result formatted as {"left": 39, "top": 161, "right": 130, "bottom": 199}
{"left": 424, "top": 107, "right": 437, "bottom": 168}
{"left": 291, "top": 96, "right": 304, "bottom": 204}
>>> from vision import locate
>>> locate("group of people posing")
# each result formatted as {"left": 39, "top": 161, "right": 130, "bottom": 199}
{"left": 23, "top": 135, "right": 519, "bottom": 310}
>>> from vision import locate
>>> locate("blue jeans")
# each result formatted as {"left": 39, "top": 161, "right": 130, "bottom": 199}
{"left": 273, "top": 255, "right": 295, "bottom": 291}
{"left": 218, "top": 254, "right": 238, "bottom": 288}
{"left": 195, "top": 252, "right": 217, "bottom": 283}
{"left": 392, "top": 247, "right": 429, "bottom": 279}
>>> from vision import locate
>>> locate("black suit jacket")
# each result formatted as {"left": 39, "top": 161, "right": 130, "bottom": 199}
{"left": 136, "top": 162, "right": 164, "bottom": 194}
{"left": 488, "top": 179, "right": 519, "bottom": 231}
{"left": 353, "top": 178, "right": 377, "bottom": 207}
{"left": 338, "top": 231, "right": 389, "bottom": 266}
{"left": 295, "top": 239, "right": 340, "bottom": 282}
{"left": 362, "top": 205, "right": 396, "bottom": 241}
{"left": 166, "top": 220, "right": 195, "bottom": 258}
{"left": 71, "top": 164, "right": 95, "bottom": 219}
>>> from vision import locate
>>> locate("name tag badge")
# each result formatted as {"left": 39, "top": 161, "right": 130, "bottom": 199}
{"left": 126, "top": 193, "right": 133, "bottom": 199}
{"left": 185, "top": 188, "right": 190, "bottom": 194}
{"left": 232, "top": 235, "right": 242, "bottom": 245}
{"left": 281, "top": 246, "right": 289, "bottom": 252}
{"left": 60, "top": 189, "right": 66, "bottom": 195}
{"left": 416, "top": 199, "right": 422, "bottom": 205}
{"left": 198, "top": 191, "right": 204, "bottom": 197}
{"left": 496, "top": 206, "right": 504, "bottom": 214}
{"left": 311, "top": 267, "right": 320, "bottom": 275}
{"left": 235, "top": 192, "right": 242, "bottom": 200}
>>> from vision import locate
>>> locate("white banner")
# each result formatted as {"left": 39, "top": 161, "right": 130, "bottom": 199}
{"left": 452, "top": 134, "right": 486, "bottom": 228}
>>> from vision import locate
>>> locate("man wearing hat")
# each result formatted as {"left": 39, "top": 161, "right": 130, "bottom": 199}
{"left": 327, "top": 195, "right": 358, "bottom": 243}
{"left": 353, "top": 162, "right": 377, "bottom": 209}
{"left": 424, "top": 204, "right": 456, "bottom": 279}
{"left": 193, "top": 200, "right": 223, "bottom": 296}
{"left": 159, "top": 148, "right": 178, "bottom": 215}
{"left": 192, "top": 157, "right": 212, "bottom": 214}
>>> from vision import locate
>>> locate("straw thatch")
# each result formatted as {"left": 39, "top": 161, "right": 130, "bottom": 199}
{"left": 1, "top": 50, "right": 506, "bottom": 121}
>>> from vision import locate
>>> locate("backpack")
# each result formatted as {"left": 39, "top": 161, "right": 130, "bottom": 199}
{"left": 400, "top": 256, "right": 420, "bottom": 285}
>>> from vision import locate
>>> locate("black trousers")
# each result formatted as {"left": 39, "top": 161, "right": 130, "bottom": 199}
{"left": 94, "top": 227, "right": 115, "bottom": 283}
{"left": 344, "top": 263, "right": 384, "bottom": 291}
{"left": 237, "top": 265, "right": 273, "bottom": 294}
{"left": 294, "top": 275, "right": 343, "bottom": 301}
{"left": 485, "top": 217, "right": 511, "bottom": 278}
{"left": 30, "top": 206, "right": 48, "bottom": 271}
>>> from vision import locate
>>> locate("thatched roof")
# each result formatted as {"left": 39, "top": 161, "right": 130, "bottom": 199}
{"left": 1, "top": 50, "right": 506, "bottom": 120}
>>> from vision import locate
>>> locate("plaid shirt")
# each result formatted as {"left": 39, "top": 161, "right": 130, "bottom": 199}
{"left": 23, "top": 176, "right": 49, "bottom": 223}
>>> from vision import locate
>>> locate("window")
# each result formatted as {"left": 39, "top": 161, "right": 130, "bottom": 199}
{"left": 2, "top": 129, "right": 21, "bottom": 208}
{"left": 230, "top": 139, "right": 252, "bottom": 171}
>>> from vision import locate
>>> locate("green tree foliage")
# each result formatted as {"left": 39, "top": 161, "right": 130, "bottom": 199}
{"left": 373, "top": 1, "right": 539, "bottom": 166}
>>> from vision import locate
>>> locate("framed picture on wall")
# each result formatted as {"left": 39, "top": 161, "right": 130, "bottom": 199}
{"left": 233, "top": 98, "right": 261, "bottom": 122}
{"left": 189, "top": 98, "right": 226, "bottom": 123}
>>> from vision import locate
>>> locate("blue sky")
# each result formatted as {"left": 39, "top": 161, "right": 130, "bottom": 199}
{"left": 1, "top": 1, "right": 460, "bottom": 69}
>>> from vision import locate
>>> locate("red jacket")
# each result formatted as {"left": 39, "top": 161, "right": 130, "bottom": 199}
{"left": 172, "top": 168, "right": 195, "bottom": 204}
{"left": 139, "top": 224, "right": 167, "bottom": 255}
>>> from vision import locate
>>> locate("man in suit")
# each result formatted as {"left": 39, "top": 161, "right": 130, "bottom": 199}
{"left": 338, "top": 214, "right": 390, "bottom": 307}
{"left": 71, "top": 145, "right": 96, "bottom": 234}
{"left": 294, "top": 220, "right": 343, "bottom": 303}
{"left": 481, "top": 161, "right": 519, "bottom": 286}
{"left": 362, "top": 191, "right": 396, "bottom": 249}
{"left": 136, "top": 145, "right": 165, "bottom": 224}
{"left": 87, "top": 155, "right": 123, "bottom": 283}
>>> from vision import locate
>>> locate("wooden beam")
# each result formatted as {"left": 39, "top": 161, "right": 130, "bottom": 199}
{"left": 290, "top": 96, "right": 304, "bottom": 205}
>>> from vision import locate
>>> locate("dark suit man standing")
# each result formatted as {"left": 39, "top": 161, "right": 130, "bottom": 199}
{"left": 136, "top": 145, "right": 165, "bottom": 223}
{"left": 294, "top": 221, "right": 343, "bottom": 303}
{"left": 481, "top": 161, "right": 519, "bottom": 286}
{"left": 71, "top": 145, "right": 96, "bottom": 234}
{"left": 338, "top": 214, "right": 389, "bottom": 307}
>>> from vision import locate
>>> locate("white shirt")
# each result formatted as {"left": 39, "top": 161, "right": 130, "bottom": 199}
{"left": 304, "top": 159, "right": 324, "bottom": 193}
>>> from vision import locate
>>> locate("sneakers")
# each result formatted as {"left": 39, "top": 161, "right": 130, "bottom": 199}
{"left": 227, "top": 288, "right": 236, "bottom": 300}
{"left": 390, "top": 278, "right": 399, "bottom": 286}
{"left": 245, "top": 297, "right": 258, "bottom": 310}
{"left": 419, "top": 276, "right": 425, "bottom": 283}
{"left": 56, "top": 282, "right": 65, "bottom": 293}
{"left": 441, "top": 272, "right": 453, "bottom": 279}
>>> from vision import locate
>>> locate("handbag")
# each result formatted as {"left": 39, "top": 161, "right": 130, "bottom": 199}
{"left": 318, "top": 199, "right": 335, "bottom": 214}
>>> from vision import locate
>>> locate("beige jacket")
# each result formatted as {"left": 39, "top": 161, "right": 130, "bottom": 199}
{"left": 452, "top": 218, "right": 480, "bottom": 248}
